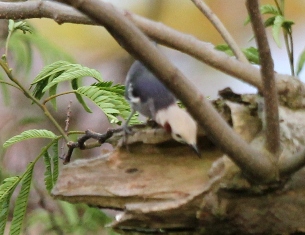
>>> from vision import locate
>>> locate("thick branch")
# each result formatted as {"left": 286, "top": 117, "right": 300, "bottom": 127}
{"left": 246, "top": 0, "right": 280, "bottom": 157}
{"left": 0, "top": 1, "right": 304, "bottom": 107}
{"left": 53, "top": 0, "right": 277, "bottom": 183}
{"left": 190, "top": 0, "right": 248, "bottom": 63}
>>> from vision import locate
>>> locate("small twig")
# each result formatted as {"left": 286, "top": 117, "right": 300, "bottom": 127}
{"left": 64, "top": 101, "right": 72, "bottom": 133}
{"left": 63, "top": 128, "right": 123, "bottom": 164}
{"left": 0, "top": 80, "right": 22, "bottom": 90}
{"left": 43, "top": 91, "right": 75, "bottom": 105}
{"left": 191, "top": 0, "right": 248, "bottom": 63}
{"left": 61, "top": 101, "right": 72, "bottom": 158}
{"left": 246, "top": 0, "right": 280, "bottom": 158}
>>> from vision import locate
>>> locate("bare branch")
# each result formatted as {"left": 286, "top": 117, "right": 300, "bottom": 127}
{"left": 0, "top": 1, "right": 304, "bottom": 106}
{"left": 53, "top": 0, "right": 277, "bottom": 183}
{"left": 246, "top": 0, "right": 280, "bottom": 157}
{"left": 190, "top": 0, "right": 249, "bottom": 63}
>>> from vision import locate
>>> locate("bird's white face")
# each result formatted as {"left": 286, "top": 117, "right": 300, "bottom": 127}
{"left": 170, "top": 116, "right": 197, "bottom": 146}
{"left": 156, "top": 104, "right": 197, "bottom": 146}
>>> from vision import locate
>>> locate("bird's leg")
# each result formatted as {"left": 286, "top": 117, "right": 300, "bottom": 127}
{"left": 146, "top": 119, "right": 159, "bottom": 128}
{"left": 122, "top": 109, "right": 135, "bottom": 146}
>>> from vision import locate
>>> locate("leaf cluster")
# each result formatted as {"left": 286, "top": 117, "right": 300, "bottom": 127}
{"left": 215, "top": 45, "right": 260, "bottom": 65}
{"left": 244, "top": 4, "right": 293, "bottom": 48}
{"left": 31, "top": 60, "right": 139, "bottom": 125}
{"left": 0, "top": 135, "right": 59, "bottom": 235}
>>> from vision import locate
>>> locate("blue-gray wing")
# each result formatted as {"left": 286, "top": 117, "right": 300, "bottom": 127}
{"left": 125, "top": 61, "right": 176, "bottom": 117}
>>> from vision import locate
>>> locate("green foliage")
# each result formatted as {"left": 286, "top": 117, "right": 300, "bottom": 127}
{"left": 9, "top": 163, "right": 34, "bottom": 235}
{"left": 0, "top": 20, "right": 74, "bottom": 104}
{"left": 26, "top": 202, "right": 117, "bottom": 235}
{"left": 215, "top": 44, "right": 260, "bottom": 64}
{"left": 43, "top": 140, "right": 59, "bottom": 193}
{"left": 8, "top": 20, "right": 32, "bottom": 35}
{"left": 0, "top": 177, "right": 20, "bottom": 234}
{"left": 43, "top": 151, "right": 53, "bottom": 193}
{"left": 297, "top": 48, "right": 305, "bottom": 75}
{"left": 0, "top": 193, "right": 12, "bottom": 235}
{"left": 245, "top": 4, "right": 294, "bottom": 48}
{"left": 76, "top": 83, "right": 139, "bottom": 125}
{"left": 31, "top": 60, "right": 103, "bottom": 112}
{"left": 3, "top": 129, "right": 57, "bottom": 149}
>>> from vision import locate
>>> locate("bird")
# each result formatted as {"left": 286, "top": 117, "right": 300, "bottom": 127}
{"left": 124, "top": 60, "right": 200, "bottom": 157}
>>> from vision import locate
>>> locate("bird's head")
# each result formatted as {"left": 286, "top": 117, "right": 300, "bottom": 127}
{"left": 155, "top": 104, "right": 200, "bottom": 157}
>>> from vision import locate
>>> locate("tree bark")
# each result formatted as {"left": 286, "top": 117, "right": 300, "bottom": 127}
{"left": 52, "top": 93, "right": 305, "bottom": 234}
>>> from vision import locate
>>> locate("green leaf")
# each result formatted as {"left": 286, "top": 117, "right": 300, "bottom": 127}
{"left": 0, "top": 177, "right": 20, "bottom": 203}
{"left": 214, "top": 44, "right": 234, "bottom": 56}
{"left": 272, "top": 15, "right": 285, "bottom": 47}
{"left": 71, "top": 78, "right": 92, "bottom": 113}
{"left": 49, "top": 83, "right": 58, "bottom": 110}
{"left": 242, "top": 47, "right": 260, "bottom": 64}
{"left": 32, "top": 61, "right": 71, "bottom": 85}
{"left": 282, "top": 20, "right": 294, "bottom": 33}
{"left": 42, "top": 64, "right": 102, "bottom": 93}
{"left": 264, "top": 16, "right": 276, "bottom": 28}
{"left": 9, "top": 163, "right": 34, "bottom": 235}
{"left": 43, "top": 151, "right": 53, "bottom": 193}
{"left": 52, "top": 140, "right": 59, "bottom": 185}
{"left": 215, "top": 44, "right": 259, "bottom": 64}
{"left": 297, "top": 48, "right": 305, "bottom": 75}
{"left": 260, "top": 4, "right": 279, "bottom": 15}
{"left": 76, "top": 84, "right": 140, "bottom": 125}
{"left": 0, "top": 193, "right": 12, "bottom": 235}
{"left": 244, "top": 4, "right": 279, "bottom": 25}
{"left": 3, "top": 129, "right": 57, "bottom": 148}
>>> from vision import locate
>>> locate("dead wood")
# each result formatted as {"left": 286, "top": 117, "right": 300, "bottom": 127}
{"left": 52, "top": 92, "right": 305, "bottom": 234}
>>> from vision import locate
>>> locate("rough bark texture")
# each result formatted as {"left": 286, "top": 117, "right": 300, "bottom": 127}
{"left": 52, "top": 92, "right": 305, "bottom": 234}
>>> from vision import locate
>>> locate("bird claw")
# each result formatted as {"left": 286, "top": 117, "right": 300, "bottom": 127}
{"left": 122, "top": 125, "right": 134, "bottom": 148}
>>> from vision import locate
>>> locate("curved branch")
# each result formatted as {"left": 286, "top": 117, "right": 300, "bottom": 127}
{"left": 0, "top": 1, "right": 303, "bottom": 107}
{"left": 246, "top": 0, "right": 280, "bottom": 157}
{"left": 190, "top": 0, "right": 249, "bottom": 63}
{"left": 53, "top": 0, "right": 277, "bottom": 183}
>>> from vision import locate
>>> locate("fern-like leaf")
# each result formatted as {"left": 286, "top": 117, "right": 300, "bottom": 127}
{"left": 76, "top": 84, "right": 139, "bottom": 125}
{"left": 43, "top": 151, "right": 53, "bottom": 193}
{"left": 3, "top": 129, "right": 57, "bottom": 149}
{"left": 0, "top": 177, "right": 19, "bottom": 234}
{"left": 31, "top": 61, "right": 103, "bottom": 111}
{"left": 0, "top": 192, "right": 13, "bottom": 235}
{"left": 0, "top": 176, "right": 20, "bottom": 203}
{"left": 42, "top": 64, "right": 102, "bottom": 93}
{"left": 52, "top": 140, "right": 59, "bottom": 185}
{"left": 9, "top": 163, "right": 34, "bottom": 235}
{"left": 71, "top": 78, "right": 92, "bottom": 113}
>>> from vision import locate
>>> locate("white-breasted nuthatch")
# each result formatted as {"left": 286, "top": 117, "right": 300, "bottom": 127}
{"left": 124, "top": 60, "right": 200, "bottom": 157}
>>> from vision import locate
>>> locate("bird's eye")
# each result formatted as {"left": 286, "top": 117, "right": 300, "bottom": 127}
{"left": 173, "top": 133, "right": 185, "bottom": 143}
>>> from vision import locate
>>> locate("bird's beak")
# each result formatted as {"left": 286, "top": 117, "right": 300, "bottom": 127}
{"left": 190, "top": 144, "right": 201, "bottom": 158}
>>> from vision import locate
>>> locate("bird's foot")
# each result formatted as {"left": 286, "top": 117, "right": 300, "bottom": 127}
{"left": 146, "top": 119, "right": 159, "bottom": 128}
{"left": 122, "top": 125, "right": 134, "bottom": 148}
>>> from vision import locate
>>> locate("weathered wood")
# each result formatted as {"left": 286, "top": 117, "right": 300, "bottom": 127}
{"left": 52, "top": 94, "right": 305, "bottom": 234}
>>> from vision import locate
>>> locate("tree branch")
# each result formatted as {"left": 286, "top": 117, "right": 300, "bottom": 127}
{"left": 52, "top": 0, "right": 277, "bottom": 183}
{"left": 0, "top": 1, "right": 304, "bottom": 109}
{"left": 246, "top": 0, "right": 280, "bottom": 157}
{"left": 190, "top": 0, "right": 249, "bottom": 63}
